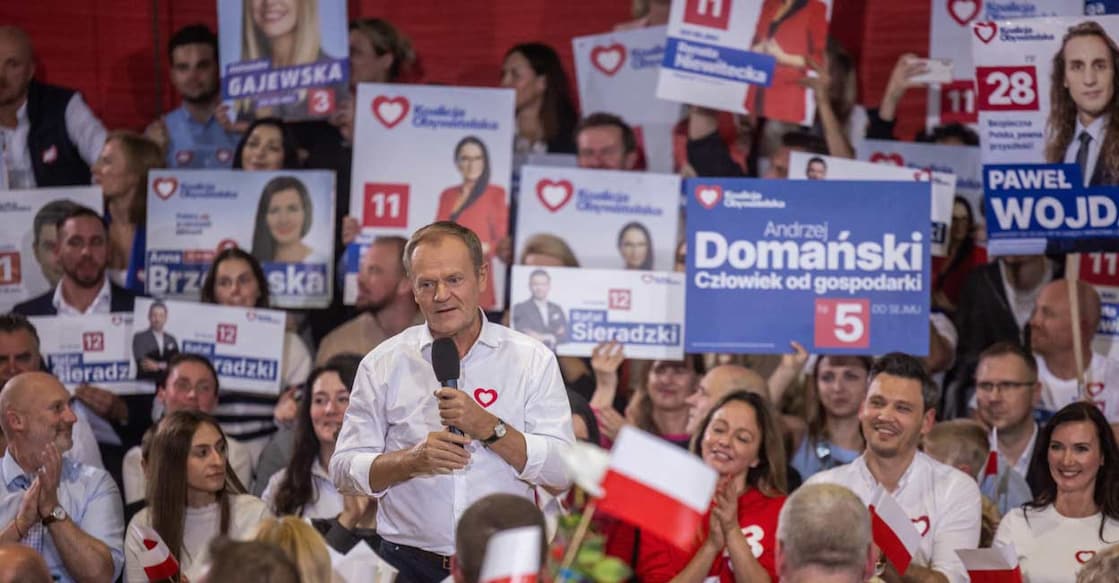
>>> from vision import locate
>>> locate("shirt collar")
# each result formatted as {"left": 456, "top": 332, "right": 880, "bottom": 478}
{"left": 313, "top": 458, "right": 331, "bottom": 481}
{"left": 52, "top": 277, "right": 112, "bottom": 314}
{"left": 854, "top": 450, "right": 923, "bottom": 492}
{"left": 0, "top": 453, "right": 29, "bottom": 488}
{"left": 418, "top": 308, "right": 502, "bottom": 351}
{"left": 1076, "top": 114, "right": 1109, "bottom": 143}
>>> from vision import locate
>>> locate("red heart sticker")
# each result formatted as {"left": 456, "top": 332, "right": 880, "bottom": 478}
{"left": 911, "top": 516, "right": 930, "bottom": 537}
{"left": 591, "top": 44, "right": 627, "bottom": 76}
{"left": 536, "top": 179, "right": 574, "bottom": 212}
{"left": 474, "top": 388, "right": 498, "bottom": 408}
{"left": 153, "top": 177, "right": 179, "bottom": 200}
{"left": 869, "top": 152, "right": 905, "bottom": 166}
{"left": 974, "top": 22, "right": 997, "bottom": 44}
{"left": 947, "top": 0, "right": 980, "bottom": 27}
{"left": 372, "top": 96, "right": 410, "bottom": 128}
{"left": 1076, "top": 550, "right": 1096, "bottom": 564}
{"left": 695, "top": 185, "right": 723, "bottom": 210}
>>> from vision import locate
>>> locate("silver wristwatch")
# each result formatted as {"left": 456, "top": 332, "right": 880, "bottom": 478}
{"left": 482, "top": 418, "right": 507, "bottom": 445}
{"left": 42, "top": 505, "right": 66, "bottom": 525}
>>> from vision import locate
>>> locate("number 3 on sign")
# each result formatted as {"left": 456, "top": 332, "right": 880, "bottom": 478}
{"left": 976, "top": 66, "right": 1039, "bottom": 111}
{"left": 814, "top": 299, "right": 870, "bottom": 349}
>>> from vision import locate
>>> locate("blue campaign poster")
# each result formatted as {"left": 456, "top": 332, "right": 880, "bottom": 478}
{"left": 685, "top": 178, "right": 931, "bottom": 355}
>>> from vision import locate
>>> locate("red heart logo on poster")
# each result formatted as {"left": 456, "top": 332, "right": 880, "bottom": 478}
{"left": 911, "top": 516, "right": 931, "bottom": 537}
{"left": 591, "top": 44, "right": 627, "bottom": 76}
{"left": 974, "top": 22, "right": 997, "bottom": 44}
{"left": 474, "top": 388, "right": 498, "bottom": 408}
{"left": 1076, "top": 550, "right": 1096, "bottom": 564}
{"left": 372, "top": 96, "right": 410, "bottom": 128}
{"left": 947, "top": 0, "right": 980, "bottom": 27}
{"left": 869, "top": 152, "right": 905, "bottom": 166}
{"left": 536, "top": 179, "right": 574, "bottom": 212}
{"left": 695, "top": 185, "right": 723, "bottom": 210}
{"left": 1087, "top": 382, "right": 1105, "bottom": 397}
{"left": 153, "top": 177, "right": 179, "bottom": 200}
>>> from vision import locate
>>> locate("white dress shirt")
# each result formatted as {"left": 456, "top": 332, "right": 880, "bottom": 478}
{"left": 52, "top": 277, "right": 112, "bottom": 316}
{"left": 805, "top": 452, "right": 981, "bottom": 583}
{"left": 995, "top": 505, "right": 1119, "bottom": 583}
{"left": 330, "top": 313, "right": 575, "bottom": 556}
{"left": 1037, "top": 352, "right": 1119, "bottom": 422}
{"left": 1063, "top": 114, "right": 1107, "bottom": 186}
{"left": 262, "top": 460, "right": 343, "bottom": 519}
{"left": 0, "top": 95, "right": 106, "bottom": 189}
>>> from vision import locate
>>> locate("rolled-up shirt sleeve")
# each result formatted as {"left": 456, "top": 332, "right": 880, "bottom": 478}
{"left": 64, "top": 93, "right": 107, "bottom": 168}
{"left": 515, "top": 348, "right": 575, "bottom": 490}
{"left": 330, "top": 357, "right": 387, "bottom": 497}
{"left": 931, "top": 476, "right": 982, "bottom": 583}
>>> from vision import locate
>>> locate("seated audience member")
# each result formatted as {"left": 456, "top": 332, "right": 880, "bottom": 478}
{"left": 997, "top": 402, "right": 1119, "bottom": 581}
{"left": 501, "top": 43, "right": 579, "bottom": 156}
{"left": 233, "top": 117, "right": 301, "bottom": 171}
{"left": 948, "top": 254, "right": 1056, "bottom": 418}
{"left": 125, "top": 410, "right": 272, "bottom": 582}
{"left": 599, "top": 355, "right": 703, "bottom": 448}
{"left": 933, "top": 197, "right": 987, "bottom": 315}
{"left": 806, "top": 353, "right": 981, "bottom": 582}
{"left": 0, "top": 314, "right": 103, "bottom": 469}
{"left": 574, "top": 112, "right": 639, "bottom": 170}
{"left": 0, "top": 372, "right": 123, "bottom": 582}
{"left": 1030, "top": 280, "right": 1119, "bottom": 423}
{"left": 146, "top": 24, "right": 239, "bottom": 169}
{"left": 0, "top": 542, "right": 52, "bottom": 583}
{"left": 122, "top": 354, "right": 253, "bottom": 506}
{"left": 198, "top": 537, "right": 300, "bottom": 583}
{"left": 452, "top": 494, "right": 547, "bottom": 583}
{"left": 775, "top": 483, "right": 875, "bottom": 583}
{"left": 974, "top": 341, "right": 1043, "bottom": 486}
{"left": 90, "top": 130, "right": 163, "bottom": 292}
{"left": 633, "top": 391, "right": 788, "bottom": 582}
{"left": 1078, "top": 543, "right": 1119, "bottom": 583}
{"left": 792, "top": 356, "right": 872, "bottom": 480}
{"left": 253, "top": 516, "right": 334, "bottom": 583}
{"left": 200, "top": 247, "right": 312, "bottom": 460}
{"left": 0, "top": 26, "right": 106, "bottom": 189}
{"left": 316, "top": 236, "right": 418, "bottom": 366}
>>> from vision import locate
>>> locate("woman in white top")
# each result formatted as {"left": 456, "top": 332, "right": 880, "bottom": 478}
{"left": 995, "top": 402, "right": 1119, "bottom": 582}
{"left": 124, "top": 410, "right": 272, "bottom": 582}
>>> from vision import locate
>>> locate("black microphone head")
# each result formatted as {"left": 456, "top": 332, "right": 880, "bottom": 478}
{"left": 431, "top": 337, "right": 460, "bottom": 383}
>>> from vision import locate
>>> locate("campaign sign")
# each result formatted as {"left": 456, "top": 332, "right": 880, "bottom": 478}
{"left": 350, "top": 83, "right": 515, "bottom": 310}
{"left": 984, "top": 164, "right": 1119, "bottom": 255}
{"left": 927, "top": 0, "right": 1074, "bottom": 127}
{"left": 31, "top": 314, "right": 140, "bottom": 394}
{"left": 0, "top": 187, "right": 104, "bottom": 312}
{"left": 218, "top": 0, "right": 349, "bottom": 121}
{"left": 858, "top": 139, "right": 983, "bottom": 213}
{"left": 509, "top": 266, "right": 685, "bottom": 360}
{"left": 132, "top": 298, "right": 285, "bottom": 396}
{"left": 789, "top": 152, "right": 956, "bottom": 257}
{"left": 517, "top": 166, "right": 681, "bottom": 271}
{"left": 1081, "top": 252, "right": 1119, "bottom": 358}
{"left": 657, "top": 0, "right": 831, "bottom": 125}
{"left": 1088, "top": 0, "right": 1119, "bottom": 15}
{"left": 685, "top": 179, "right": 930, "bottom": 355}
{"left": 341, "top": 231, "right": 374, "bottom": 306}
{"left": 573, "top": 26, "right": 680, "bottom": 172}
{"left": 146, "top": 169, "right": 336, "bottom": 308}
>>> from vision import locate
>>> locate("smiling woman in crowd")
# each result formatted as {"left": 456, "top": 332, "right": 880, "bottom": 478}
{"left": 791, "top": 355, "right": 872, "bottom": 480}
{"left": 251, "top": 175, "right": 324, "bottom": 264}
{"left": 233, "top": 118, "right": 302, "bottom": 171}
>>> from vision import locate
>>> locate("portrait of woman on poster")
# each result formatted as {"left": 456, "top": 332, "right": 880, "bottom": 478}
{"left": 744, "top": 0, "right": 828, "bottom": 124}
{"left": 617, "top": 221, "right": 653, "bottom": 270}
{"left": 435, "top": 136, "right": 509, "bottom": 309}
{"left": 251, "top": 175, "right": 325, "bottom": 264}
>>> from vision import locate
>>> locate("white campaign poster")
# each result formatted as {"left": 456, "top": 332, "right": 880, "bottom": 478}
{"left": 350, "top": 83, "right": 515, "bottom": 310}
{"left": 788, "top": 152, "right": 954, "bottom": 256}
{"left": 132, "top": 298, "right": 286, "bottom": 396}
{"left": 927, "top": 0, "right": 1077, "bottom": 129}
{"left": 31, "top": 314, "right": 140, "bottom": 395}
{"left": 857, "top": 139, "right": 984, "bottom": 214}
{"left": 516, "top": 166, "right": 681, "bottom": 271}
{"left": 0, "top": 187, "right": 104, "bottom": 312}
{"left": 657, "top": 0, "right": 832, "bottom": 125}
{"left": 509, "top": 265, "right": 685, "bottom": 360}
{"left": 573, "top": 26, "right": 681, "bottom": 173}
{"left": 145, "top": 169, "right": 335, "bottom": 308}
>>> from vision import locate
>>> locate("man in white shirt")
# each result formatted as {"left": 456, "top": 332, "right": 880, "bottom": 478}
{"left": 974, "top": 341, "right": 1041, "bottom": 483}
{"left": 806, "top": 353, "right": 981, "bottom": 583}
{"left": 331, "top": 221, "right": 574, "bottom": 583}
{"left": 1030, "top": 280, "right": 1119, "bottom": 427}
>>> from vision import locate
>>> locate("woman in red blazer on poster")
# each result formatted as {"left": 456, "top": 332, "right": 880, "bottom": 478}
{"left": 436, "top": 135, "right": 509, "bottom": 310}
{"left": 745, "top": 0, "right": 828, "bottom": 125}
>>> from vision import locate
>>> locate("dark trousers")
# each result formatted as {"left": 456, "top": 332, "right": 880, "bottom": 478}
{"left": 378, "top": 539, "right": 452, "bottom": 583}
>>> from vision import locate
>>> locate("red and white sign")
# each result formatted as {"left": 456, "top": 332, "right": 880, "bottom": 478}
{"left": 868, "top": 487, "right": 921, "bottom": 575}
{"left": 133, "top": 525, "right": 180, "bottom": 582}
{"left": 956, "top": 543, "right": 1022, "bottom": 583}
{"left": 478, "top": 526, "right": 543, "bottom": 583}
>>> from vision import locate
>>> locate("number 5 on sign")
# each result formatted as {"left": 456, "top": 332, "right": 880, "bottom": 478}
{"left": 976, "top": 66, "right": 1039, "bottom": 112}
{"left": 814, "top": 299, "right": 870, "bottom": 349}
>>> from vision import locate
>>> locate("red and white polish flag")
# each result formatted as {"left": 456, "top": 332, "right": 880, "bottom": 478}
{"left": 984, "top": 429, "right": 999, "bottom": 479}
{"left": 478, "top": 526, "right": 543, "bottom": 583}
{"left": 133, "top": 524, "right": 179, "bottom": 582}
{"left": 956, "top": 543, "right": 1022, "bottom": 583}
{"left": 596, "top": 426, "right": 718, "bottom": 551}
{"left": 868, "top": 487, "right": 921, "bottom": 575}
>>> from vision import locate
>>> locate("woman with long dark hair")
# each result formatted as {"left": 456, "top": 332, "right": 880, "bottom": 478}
{"left": 500, "top": 43, "right": 579, "bottom": 155}
{"left": 790, "top": 355, "right": 872, "bottom": 480}
{"left": 250, "top": 175, "right": 323, "bottom": 264}
{"left": 124, "top": 411, "right": 271, "bottom": 582}
{"left": 932, "top": 197, "right": 986, "bottom": 314}
{"left": 233, "top": 118, "right": 302, "bottom": 171}
{"left": 995, "top": 402, "right": 1119, "bottom": 581}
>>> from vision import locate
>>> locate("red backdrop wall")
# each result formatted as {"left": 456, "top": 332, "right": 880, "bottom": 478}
{"left": 0, "top": 0, "right": 928, "bottom": 141}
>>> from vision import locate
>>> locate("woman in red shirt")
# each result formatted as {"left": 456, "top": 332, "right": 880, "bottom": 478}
{"left": 435, "top": 135, "right": 509, "bottom": 310}
{"left": 744, "top": 0, "right": 828, "bottom": 124}
{"left": 634, "top": 391, "right": 788, "bottom": 582}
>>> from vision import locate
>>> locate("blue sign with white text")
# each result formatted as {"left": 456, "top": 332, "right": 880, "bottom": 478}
{"left": 685, "top": 179, "right": 930, "bottom": 355}
{"left": 984, "top": 164, "right": 1119, "bottom": 256}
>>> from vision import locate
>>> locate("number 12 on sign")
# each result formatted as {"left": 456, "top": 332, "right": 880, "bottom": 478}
{"left": 814, "top": 299, "right": 870, "bottom": 349}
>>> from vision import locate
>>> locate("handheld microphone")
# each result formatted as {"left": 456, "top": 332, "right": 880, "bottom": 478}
{"left": 431, "top": 337, "right": 465, "bottom": 437}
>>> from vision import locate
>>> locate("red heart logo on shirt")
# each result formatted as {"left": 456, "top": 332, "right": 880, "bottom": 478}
{"left": 1076, "top": 550, "right": 1097, "bottom": 564}
{"left": 372, "top": 96, "right": 410, "bottom": 129}
{"left": 911, "top": 516, "right": 930, "bottom": 537}
{"left": 473, "top": 388, "right": 498, "bottom": 408}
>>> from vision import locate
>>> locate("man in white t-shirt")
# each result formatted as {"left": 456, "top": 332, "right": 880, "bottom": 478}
{"left": 806, "top": 353, "right": 981, "bottom": 583}
{"left": 1030, "top": 280, "right": 1119, "bottom": 426}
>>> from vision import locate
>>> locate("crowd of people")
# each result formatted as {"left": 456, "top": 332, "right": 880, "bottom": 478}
{"left": 1, "top": 0, "right": 1119, "bottom": 581}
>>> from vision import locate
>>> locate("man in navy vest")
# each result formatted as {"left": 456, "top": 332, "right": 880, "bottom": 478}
{"left": 0, "top": 26, "right": 106, "bottom": 189}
